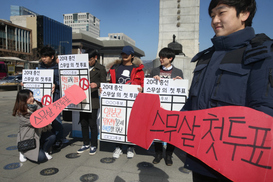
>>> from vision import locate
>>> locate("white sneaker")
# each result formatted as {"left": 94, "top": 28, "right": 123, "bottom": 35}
{"left": 127, "top": 147, "right": 134, "bottom": 159}
{"left": 45, "top": 152, "right": 52, "bottom": 160}
{"left": 113, "top": 147, "right": 123, "bottom": 158}
{"left": 19, "top": 152, "right": 27, "bottom": 162}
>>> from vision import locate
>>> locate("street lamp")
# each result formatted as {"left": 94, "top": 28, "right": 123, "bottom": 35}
{"left": 58, "top": 41, "right": 69, "bottom": 55}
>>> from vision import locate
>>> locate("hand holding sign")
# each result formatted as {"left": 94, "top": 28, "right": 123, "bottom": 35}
{"left": 128, "top": 93, "right": 273, "bottom": 182}
{"left": 30, "top": 84, "right": 86, "bottom": 128}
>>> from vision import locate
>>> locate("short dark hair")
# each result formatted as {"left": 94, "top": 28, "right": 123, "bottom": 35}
{"left": 208, "top": 0, "right": 256, "bottom": 27}
{"left": 159, "top": 47, "right": 176, "bottom": 63}
{"left": 85, "top": 49, "right": 99, "bottom": 59}
{"left": 40, "top": 45, "right": 56, "bottom": 58}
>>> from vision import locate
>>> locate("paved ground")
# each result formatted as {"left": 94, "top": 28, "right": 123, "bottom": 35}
{"left": 0, "top": 90, "right": 192, "bottom": 182}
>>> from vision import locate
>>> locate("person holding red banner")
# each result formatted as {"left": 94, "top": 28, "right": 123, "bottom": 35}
{"left": 182, "top": 0, "right": 273, "bottom": 181}
{"left": 77, "top": 49, "right": 107, "bottom": 155}
{"left": 149, "top": 47, "right": 183, "bottom": 166}
{"left": 39, "top": 46, "right": 66, "bottom": 151}
{"left": 13, "top": 89, "right": 56, "bottom": 163}
{"left": 108, "top": 45, "right": 144, "bottom": 159}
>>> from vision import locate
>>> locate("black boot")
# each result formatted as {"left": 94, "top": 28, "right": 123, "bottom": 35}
{"left": 53, "top": 139, "right": 63, "bottom": 152}
{"left": 165, "top": 154, "right": 173, "bottom": 166}
{"left": 152, "top": 152, "right": 163, "bottom": 164}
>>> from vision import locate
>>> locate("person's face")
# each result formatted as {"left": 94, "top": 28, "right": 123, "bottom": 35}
{"left": 210, "top": 4, "right": 250, "bottom": 37}
{"left": 160, "top": 56, "right": 172, "bottom": 68}
{"left": 121, "top": 53, "right": 133, "bottom": 63}
{"left": 41, "top": 55, "right": 54, "bottom": 65}
{"left": 27, "top": 92, "right": 34, "bottom": 105}
{"left": 89, "top": 56, "right": 97, "bottom": 67}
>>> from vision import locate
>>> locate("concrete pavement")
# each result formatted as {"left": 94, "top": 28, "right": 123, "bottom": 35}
{"left": 0, "top": 90, "right": 192, "bottom": 182}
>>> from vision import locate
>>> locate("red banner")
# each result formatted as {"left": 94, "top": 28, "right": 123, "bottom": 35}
{"left": 128, "top": 93, "right": 273, "bottom": 182}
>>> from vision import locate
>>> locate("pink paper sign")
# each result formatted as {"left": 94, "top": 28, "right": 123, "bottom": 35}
{"left": 30, "top": 84, "right": 86, "bottom": 128}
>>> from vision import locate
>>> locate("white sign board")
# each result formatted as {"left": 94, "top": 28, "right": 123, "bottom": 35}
{"left": 22, "top": 69, "right": 53, "bottom": 105}
{"left": 144, "top": 78, "right": 188, "bottom": 111}
{"left": 58, "top": 54, "right": 92, "bottom": 112}
{"left": 100, "top": 83, "right": 139, "bottom": 144}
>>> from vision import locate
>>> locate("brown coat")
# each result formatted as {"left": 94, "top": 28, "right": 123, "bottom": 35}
{"left": 90, "top": 61, "right": 107, "bottom": 109}
{"left": 17, "top": 112, "right": 42, "bottom": 162}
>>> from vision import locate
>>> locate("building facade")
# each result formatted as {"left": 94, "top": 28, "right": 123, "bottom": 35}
{"left": 37, "top": 15, "right": 72, "bottom": 55}
{"left": 10, "top": 5, "right": 39, "bottom": 16}
{"left": 72, "top": 31, "right": 145, "bottom": 68}
{"left": 10, "top": 6, "right": 72, "bottom": 57}
{"left": 107, "top": 33, "right": 135, "bottom": 46}
{"left": 63, "top": 13, "right": 100, "bottom": 38}
{"left": 0, "top": 19, "right": 32, "bottom": 57}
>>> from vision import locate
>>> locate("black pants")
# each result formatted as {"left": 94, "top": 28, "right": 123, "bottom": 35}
{"left": 154, "top": 142, "right": 175, "bottom": 156}
{"left": 80, "top": 109, "right": 98, "bottom": 147}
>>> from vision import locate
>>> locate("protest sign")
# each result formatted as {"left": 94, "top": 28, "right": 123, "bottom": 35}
{"left": 22, "top": 69, "right": 53, "bottom": 105}
{"left": 128, "top": 93, "right": 273, "bottom": 182}
{"left": 58, "top": 54, "right": 91, "bottom": 112}
{"left": 30, "top": 85, "right": 86, "bottom": 128}
{"left": 144, "top": 78, "right": 188, "bottom": 111}
{"left": 100, "top": 83, "right": 139, "bottom": 144}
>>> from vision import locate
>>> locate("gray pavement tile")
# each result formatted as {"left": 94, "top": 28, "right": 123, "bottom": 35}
{"left": 63, "top": 166, "right": 119, "bottom": 182}
{"left": 0, "top": 177, "right": 12, "bottom": 182}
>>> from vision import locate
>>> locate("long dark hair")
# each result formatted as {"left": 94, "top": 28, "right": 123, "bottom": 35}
{"left": 12, "top": 89, "right": 41, "bottom": 116}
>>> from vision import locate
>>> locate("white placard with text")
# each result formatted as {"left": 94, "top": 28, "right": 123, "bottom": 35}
{"left": 100, "top": 83, "right": 140, "bottom": 144}
{"left": 59, "top": 54, "right": 92, "bottom": 112}
{"left": 144, "top": 78, "right": 188, "bottom": 111}
{"left": 22, "top": 69, "right": 53, "bottom": 105}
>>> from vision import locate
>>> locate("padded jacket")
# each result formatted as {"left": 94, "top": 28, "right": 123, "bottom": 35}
{"left": 109, "top": 61, "right": 144, "bottom": 87}
{"left": 39, "top": 61, "right": 60, "bottom": 102}
{"left": 182, "top": 27, "right": 273, "bottom": 178}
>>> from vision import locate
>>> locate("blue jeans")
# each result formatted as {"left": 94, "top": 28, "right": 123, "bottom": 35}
{"left": 29, "top": 131, "right": 56, "bottom": 163}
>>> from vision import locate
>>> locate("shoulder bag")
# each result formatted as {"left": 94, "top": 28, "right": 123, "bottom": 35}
{"left": 17, "top": 127, "right": 36, "bottom": 152}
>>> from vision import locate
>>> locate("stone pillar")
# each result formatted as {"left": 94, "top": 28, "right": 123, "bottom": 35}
{"left": 155, "top": 0, "right": 200, "bottom": 88}
{"left": 157, "top": 0, "right": 200, "bottom": 58}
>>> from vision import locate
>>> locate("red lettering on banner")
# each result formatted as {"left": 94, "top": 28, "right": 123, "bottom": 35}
{"left": 62, "top": 77, "right": 68, "bottom": 83}
{"left": 103, "top": 107, "right": 122, "bottom": 118}
{"left": 74, "top": 77, "right": 79, "bottom": 83}
{"left": 103, "top": 118, "right": 116, "bottom": 126}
